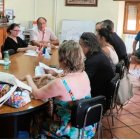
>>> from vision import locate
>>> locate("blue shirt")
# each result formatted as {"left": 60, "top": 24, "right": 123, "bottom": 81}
{"left": 135, "top": 31, "right": 140, "bottom": 48}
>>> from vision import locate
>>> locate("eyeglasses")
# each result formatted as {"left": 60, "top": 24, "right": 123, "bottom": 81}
{"left": 12, "top": 30, "right": 21, "bottom": 32}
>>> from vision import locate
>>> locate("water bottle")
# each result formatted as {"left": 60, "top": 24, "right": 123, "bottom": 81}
{"left": 4, "top": 51, "right": 10, "bottom": 70}
{"left": 47, "top": 43, "right": 52, "bottom": 54}
{"left": 44, "top": 49, "right": 51, "bottom": 59}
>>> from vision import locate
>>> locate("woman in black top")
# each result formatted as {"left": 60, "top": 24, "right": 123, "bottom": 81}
{"left": 2, "top": 23, "right": 37, "bottom": 54}
{"left": 79, "top": 32, "right": 114, "bottom": 109}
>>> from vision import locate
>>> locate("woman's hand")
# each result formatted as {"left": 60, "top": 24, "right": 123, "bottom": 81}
{"left": 44, "top": 69, "right": 58, "bottom": 76}
{"left": 27, "top": 45, "right": 38, "bottom": 51}
{"left": 25, "top": 75, "right": 32, "bottom": 81}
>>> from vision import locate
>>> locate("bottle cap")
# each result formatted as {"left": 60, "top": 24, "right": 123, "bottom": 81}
{"left": 4, "top": 51, "right": 9, "bottom": 53}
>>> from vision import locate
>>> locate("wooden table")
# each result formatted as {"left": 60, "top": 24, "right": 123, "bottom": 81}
{"left": 0, "top": 49, "right": 59, "bottom": 138}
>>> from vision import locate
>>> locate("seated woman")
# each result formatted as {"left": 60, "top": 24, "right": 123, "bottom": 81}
{"left": 25, "top": 40, "right": 96, "bottom": 139}
{"left": 97, "top": 28, "right": 119, "bottom": 65}
{"left": 2, "top": 23, "right": 37, "bottom": 54}
{"left": 131, "top": 31, "right": 140, "bottom": 64}
{"left": 79, "top": 32, "right": 114, "bottom": 109}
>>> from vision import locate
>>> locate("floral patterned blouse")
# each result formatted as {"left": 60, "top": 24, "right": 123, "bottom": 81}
{"left": 42, "top": 79, "right": 97, "bottom": 139}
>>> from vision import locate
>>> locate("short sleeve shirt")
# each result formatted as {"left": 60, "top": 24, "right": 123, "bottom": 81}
{"left": 30, "top": 27, "right": 57, "bottom": 42}
{"left": 135, "top": 31, "right": 140, "bottom": 48}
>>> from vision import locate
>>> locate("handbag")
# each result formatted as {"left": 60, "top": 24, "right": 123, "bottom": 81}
{"left": 6, "top": 86, "right": 31, "bottom": 108}
{"left": 0, "top": 72, "right": 32, "bottom": 108}
{"left": 0, "top": 83, "right": 17, "bottom": 107}
{"left": 116, "top": 70, "right": 133, "bottom": 106}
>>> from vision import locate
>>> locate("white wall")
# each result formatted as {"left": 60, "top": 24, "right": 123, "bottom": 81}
{"left": 35, "top": 0, "right": 55, "bottom": 29}
{"left": 117, "top": 1, "right": 125, "bottom": 37}
{"left": 5, "top": 0, "right": 124, "bottom": 36}
{"left": 5, "top": 0, "right": 35, "bottom": 28}
{"left": 55, "top": 0, "right": 121, "bottom": 38}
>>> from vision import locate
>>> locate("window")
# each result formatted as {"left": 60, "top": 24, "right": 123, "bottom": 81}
{"left": 123, "top": 1, "right": 140, "bottom": 34}
{"left": 0, "top": 0, "right": 4, "bottom": 16}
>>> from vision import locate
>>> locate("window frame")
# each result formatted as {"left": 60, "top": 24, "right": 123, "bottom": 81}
{"left": 0, "top": 0, "right": 4, "bottom": 16}
{"left": 123, "top": 1, "right": 140, "bottom": 34}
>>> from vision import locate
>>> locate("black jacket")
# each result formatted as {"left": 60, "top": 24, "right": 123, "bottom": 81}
{"left": 85, "top": 51, "right": 114, "bottom": 108}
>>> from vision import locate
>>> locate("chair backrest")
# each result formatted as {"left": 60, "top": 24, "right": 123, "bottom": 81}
{"left": 116, "top": 60, "right": 125, "bottom": 79}
{"left": 71, "top": 95, "right": 106, "bottom": 128}
{"left": 110, "top": 73, "right": 120, "bottom": 108}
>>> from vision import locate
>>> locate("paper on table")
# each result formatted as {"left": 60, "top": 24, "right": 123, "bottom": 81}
{"left": 35, "top": 66, "right": 45, "bottom": 76}
{"left": 39, "top": 62, "right": 63, "bottom": 74}
{"left": 0, "top": 60, "right": 11, "bottom": 65}
{"left": 24, "top": 50, "right": 38, "bottom": 57}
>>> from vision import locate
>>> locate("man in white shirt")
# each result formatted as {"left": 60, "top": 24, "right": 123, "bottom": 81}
{"left": 30, "top": 17, "right": 59, "bottom": 48}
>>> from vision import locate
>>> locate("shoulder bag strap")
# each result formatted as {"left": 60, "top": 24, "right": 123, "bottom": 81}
{"left": 61, "top": 79, "right": 76, "bottom": 101}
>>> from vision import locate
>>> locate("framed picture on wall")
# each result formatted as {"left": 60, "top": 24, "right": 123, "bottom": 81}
{"left": 65, "top": 0, "right": 98, "bottom": 7}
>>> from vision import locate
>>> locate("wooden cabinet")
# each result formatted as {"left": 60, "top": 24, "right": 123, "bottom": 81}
{"left": 0, "top": 26, "right": 7, "bottom": 48}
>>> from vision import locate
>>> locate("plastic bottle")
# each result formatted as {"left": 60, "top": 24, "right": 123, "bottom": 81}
{"left": 47, "top": 43, "right": 52, "bottom": 54}
{"left": 44, "top": 49, "right": 51, "bottom": 59}
{"left": 4, "top": 51, "right": 10, "bottom": 70}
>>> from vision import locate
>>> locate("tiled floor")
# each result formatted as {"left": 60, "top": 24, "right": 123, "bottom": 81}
{"left": 101, "top": 63, "right": 140, "bottom": 139}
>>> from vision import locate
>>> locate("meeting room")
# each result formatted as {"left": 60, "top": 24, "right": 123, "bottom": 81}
{"left": 0, "top": 0, "right": 140, "bottom": 139}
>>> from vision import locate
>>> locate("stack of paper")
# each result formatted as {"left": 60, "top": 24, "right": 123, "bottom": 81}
{"left": 35, "top": 66, "right": 45, "bottom": 76}
{"left": 24, "top": 50, "right": 38, "bottom": 57}
{"left": 39, "top": 62, "right": 63, "bottom": 74}
{"left": 34, "top": 62, "right": 63, "bottom": 76}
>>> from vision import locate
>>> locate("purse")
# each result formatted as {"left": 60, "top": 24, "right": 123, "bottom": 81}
{"left": 6, "top": 86, "right": 31, "bottom": 108}
{"left": 0, "top": 72, "right": 32, "bottom": 108}
{"left": 0, "top": 83, "right": 17, "bottom": 107}
{"left": 116, "top": 70, "right": 133, "bottom": 106}
{"left": 0, "top": 83, "right": 31, "bottom": 108}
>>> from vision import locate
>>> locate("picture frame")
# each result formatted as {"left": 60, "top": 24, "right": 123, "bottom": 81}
{"left": 65, "top": 0, "right": 97, "bottom": 7}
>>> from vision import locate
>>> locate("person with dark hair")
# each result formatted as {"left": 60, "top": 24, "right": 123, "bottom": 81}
{"left": 131, "top": 31, "right": 140, "bottom": 63}
{"left": 79, "top": 32, "right": 114, "bottom": 109}
{"left": 30, "top": 17, "right": 59, "bottom": 48}
{"left": 95, "top": 21, "right": 103, "bottom": 32}
{"left": 97, "top": 28, "right": 119, "bottom": 65}
{"left": 25, "top": 40, "right": 96, "bottom": 138}
{"left": 102, "top": 19, "right": 129, "bottom": 67}
{"left": 2, "top": 23, "right": 37, "bottom": 54}
{"left": 102, "top": 20, "right": 114, "bottom": 32}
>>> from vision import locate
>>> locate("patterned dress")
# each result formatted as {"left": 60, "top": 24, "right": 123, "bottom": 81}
{"left": 42, "top": 79, "right": 97, "bottom": 139}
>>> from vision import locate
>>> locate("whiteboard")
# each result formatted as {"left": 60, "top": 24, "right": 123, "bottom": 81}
{"left": 61, "top": 20, "right": 95, "bottom": 42}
